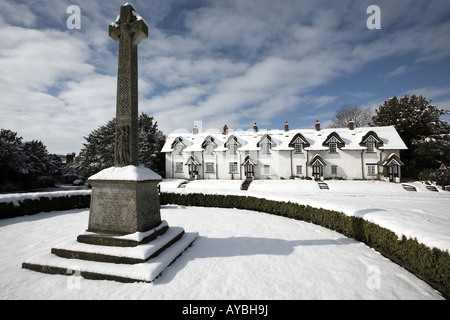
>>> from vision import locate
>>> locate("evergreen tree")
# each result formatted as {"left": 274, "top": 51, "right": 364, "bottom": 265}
{"left": 0, "top": 129, "right": 62, "bottom": 191}
{"left": 372, "top": 95, "right": 450, "bottom": 178}
{"left": 73, "top": 114, "right": 166, "bottom": 177}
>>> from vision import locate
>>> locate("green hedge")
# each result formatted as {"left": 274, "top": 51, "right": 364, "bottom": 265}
{"left": 160, "top": 192, "right": 449, "bottom": 299}
{"left": 0, "top": 194, "right": 91, "bottom": 219}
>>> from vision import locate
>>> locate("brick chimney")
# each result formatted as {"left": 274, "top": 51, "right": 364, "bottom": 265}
{"left": 284, "top": 121, "right": 289, "bottom": 132}
{"left": 223, "top": 124, "right": 228, "bottom": 135}
{"left": 348, "top": 119, "right": 355, "bottom": 130}
{"left": 193, "top": 125, "right": 199, "bottom": 135}
{"left": 253, "top": 122, "right": 258, "bottom": 133}
{"left": 315, "top": 120, "right": 320, "bottom": 131}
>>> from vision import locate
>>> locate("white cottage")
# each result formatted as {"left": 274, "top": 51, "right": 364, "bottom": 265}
{"left": 161, "top": 121, "right": 408, "bottom": 182}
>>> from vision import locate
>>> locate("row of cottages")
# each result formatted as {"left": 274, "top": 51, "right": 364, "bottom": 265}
{"left": 161, "top": 120, "right": 408, "bottom": 182}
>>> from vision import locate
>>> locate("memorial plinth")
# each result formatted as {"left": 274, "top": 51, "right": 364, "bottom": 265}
{"left": 86, "top": 166, "right": 162, "bottom": 235}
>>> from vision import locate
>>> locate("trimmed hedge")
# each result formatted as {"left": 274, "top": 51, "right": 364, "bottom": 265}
{"left": 160, "top": 192, "right": 450, "bottom": 299}
{"left": 0, "top": 194, "right": 91, "bottom": 219}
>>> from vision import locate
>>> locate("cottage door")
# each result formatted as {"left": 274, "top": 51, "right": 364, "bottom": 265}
{"left": 245, "top": 164, "right": 254, "bottom": 178}
{"left": 313, "top": 165, "right": 322, "bottom": 180}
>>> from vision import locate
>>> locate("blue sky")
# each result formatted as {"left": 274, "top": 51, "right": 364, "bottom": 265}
{"left": 0, "top": 0, "right": 449, "bottom": 154}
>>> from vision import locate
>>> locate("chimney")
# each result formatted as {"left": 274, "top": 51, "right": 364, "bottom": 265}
{"left": 223, "top": 124, "right": 228, "bottom": 135}
{"left": 348, "top": 119, "right": 355, "bottom": 130}
{"left": 253, "top": 122, "right": 258, "bottom": 133}
{"left": 193, "top": 125, "right": 199, "bottom": 135}
{"left": 315, "top": 120, "right": 320, "bottom": 131}
{"left": 284, "top": 121, "right": 289, "bottom": 132}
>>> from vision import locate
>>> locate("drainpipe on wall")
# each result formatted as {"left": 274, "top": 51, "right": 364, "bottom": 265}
{"left": 361, "top": 150, "right": 365, "bottom": 180}
{"left": 306, "top": 150, "right": 309, "bottom": 178}
{"left": 290, "top": 150, "right": 293, "bottom": 177}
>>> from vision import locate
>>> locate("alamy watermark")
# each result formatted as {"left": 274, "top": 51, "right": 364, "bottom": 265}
{"left": 366, "top": 265, "right": 381, "bottom": 290}
{"left": 66, "top": 5, "right": 81, "bottom": 30}
{"left": 367, "top": 5, "right": 381, "bottom": 30}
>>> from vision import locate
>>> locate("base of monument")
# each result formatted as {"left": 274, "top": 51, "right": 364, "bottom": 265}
{"left": 77, "top": 220, "right": 170, "bottom": 247}
{"left": 22, "top": 221, "right": 198, "bottom": 283}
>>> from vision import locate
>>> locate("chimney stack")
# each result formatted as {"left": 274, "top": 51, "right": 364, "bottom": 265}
{"left": 284, "top": 121, "right": 289, "bottom": 132}
{"left": 348, "top": 119, "right": 355, "bottom": 130}
{"left": 253, "top": 122, "right": 258, "bottom": 133}
{"left": 223, "top": 124, "right": 228, "bottom": 135}
{"left": 315, "top": 120, "right": 320, "bottom": 131}
{"left": 193, "top": 125, "right": 199, "bottom": 135}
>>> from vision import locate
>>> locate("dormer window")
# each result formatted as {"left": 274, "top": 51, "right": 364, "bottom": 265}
{"left": 289, "top": 133, "right": 310, "bottom": 153}
{"left": 323, "top": 132, "right": 345, "bottom": 153}
{"left": 257, "top": 134, "right": 275, "bottom": 155}
{"left": 294, "top": 142, "right": 303, "bottom": 153}
{"left": 229, "top": 140, "right": 237, "bottom": 154}
{"left": 329, "top": 142, "right": 337, "bottom": 153}
{"left": 360, "top": 131, "right": 383, "bottom": 152}
{"left": 366, "top": 136, "right": 375, "bottom": 152}
{"left": 261, "top": 141, "right": 271, "bottom": 154}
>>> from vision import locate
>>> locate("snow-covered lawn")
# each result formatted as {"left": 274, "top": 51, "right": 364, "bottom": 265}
{"left": 0, "top": 206, "right": 443, "bottom": 299}
{"left": 0, "top": 179, "right": 448, "bottom": 299}
{"left": 166, "top": 179, "right": 450, "bottom": 252}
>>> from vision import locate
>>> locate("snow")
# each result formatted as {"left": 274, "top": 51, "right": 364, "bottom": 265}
{"left": 88, "top": 165, "right": 162, "bottom": 182}
{"left": 0, "top": 179, "right": 448, "bottom": 299}
{"left": 0, "top": 206, "right": 443, "bottom": 299}
{"left": 161, "top": 179, "right": 450, "bottom": 252}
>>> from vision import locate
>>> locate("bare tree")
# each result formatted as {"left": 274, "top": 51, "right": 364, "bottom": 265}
{"left": 329, "top": 105, "right": 373, "bottom": 128}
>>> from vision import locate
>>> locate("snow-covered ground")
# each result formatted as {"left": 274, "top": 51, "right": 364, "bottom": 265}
{"left": 0, "top": 179, "right": 448, "bottom": 299}
{"left": 164, "top": 179, "right": 450, "bottom": 252}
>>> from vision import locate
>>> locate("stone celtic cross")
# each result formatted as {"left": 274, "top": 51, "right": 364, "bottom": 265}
{"left": 109, "top": 3, "right": 148, "bottom": 167}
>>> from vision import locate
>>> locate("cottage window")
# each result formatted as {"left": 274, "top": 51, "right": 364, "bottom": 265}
{"left": 229, "top": 141, "right": 237, "bottom": 155}
{"left": 296, "top": 165, "right": 303, "bottom": 175}
{"left": 264, "top": 165, "right": 270, "bottom": 174}
{"left": 206, "top": 162, "right": 215, "bottom": 173}
{"left": 331, "top": 165, "right": 338, "bottom": 175}
{"left": 295, "top": 143, "right": 303, "bottom": 153}
{"left": 366, "top": 137, "right": 375, "bottom": 152}
{"left": 367, "top": 165, "right": 377, "bottom": 176}
{"left": 229, "top": 162, "right": 238, "bottom": 173}
{"left": 262, "top": 142, "right": 271, "bottom": 154}
{"left": 175, "top": 162, "right": 183, "bottom": 173}
{"left": 329, "top": 142, "right": 337, "bottom": 153}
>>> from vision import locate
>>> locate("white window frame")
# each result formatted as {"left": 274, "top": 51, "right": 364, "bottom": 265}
{"left": 175, "top": 162, "right": 183, "bottom": 173}
{"left": 262, "top": 142, "right": 271, "bottom": 154}
{"left": 329, "top": 142, "right": 337, "bottom": 153}
{"left": 206, "top": 162, "right": 215, "bottom": 173}
{"left": 296, "top": 165, "right": 303, "bottom": 175}
{"left": 229, "top": 141, "right": 237, "bottom": 155}
{"left": 264, "top": 165, "right": 270, "bottom": 174}
{"left": 331, "top": 165, "right": 338, "bottom": 175}
{"left": 367, "top": 164, "right": 377, "bottom": 176}
{"left": 229, "top": 162, "right": 238, "bottom": 173}
{"left": 366, "top": 136, "right": 375, "bottom": 153}
{"left": 295, "top": 143, "right": 303, "bottom": 154}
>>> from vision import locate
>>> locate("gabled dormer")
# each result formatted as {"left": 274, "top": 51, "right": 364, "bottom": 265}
{"left": 360, "top": 131, "right": 384, "bottom": 152}
{"left": 202, "top": 136, "right": 218, "bottom": 155}
{"left": 171, "top": 137, "right": 186, "bottom": 155}
{"left": 288, "top": 133, "right": 310, "bottom": 153}
{"left": 257, "top": 134, "right": 276, "bottom": 154}
{"left": 323, "top": 132, "right": 345, "bottom": 153}
{"left": 224, "top": 135, "right": 242, "bottom": 155}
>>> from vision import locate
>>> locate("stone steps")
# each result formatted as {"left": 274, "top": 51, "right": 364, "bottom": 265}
{"left": 22, "top": 221, "right": 198, "bottom": 283}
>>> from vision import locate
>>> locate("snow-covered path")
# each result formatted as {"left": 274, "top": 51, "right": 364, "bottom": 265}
{"left": 0, "top": 205, "right": 443, "bottom": 299}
